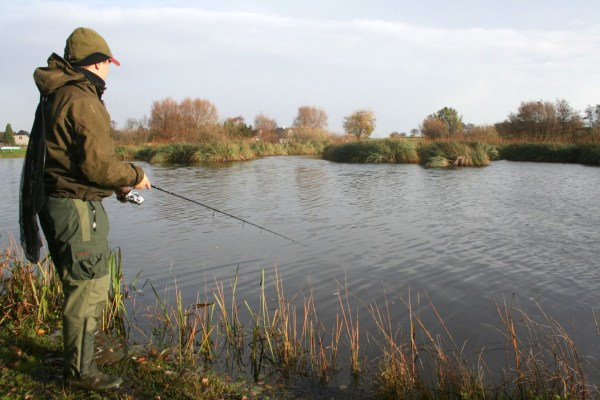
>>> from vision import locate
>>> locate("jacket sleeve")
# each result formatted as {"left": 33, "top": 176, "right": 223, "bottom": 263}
{"left": 68, "top": 98, "right": 144, "bottom": 188}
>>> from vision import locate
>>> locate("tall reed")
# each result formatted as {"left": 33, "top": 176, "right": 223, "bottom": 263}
{"left": 0, "top": 243, "right": 61, "bottom": 329}
{"left": 322, "top": 139, "right": 419, "bottom": 163}
{"left": 3, "top": 246, "right": 599, "bottom": 398}
{"left": 103, "top": 248, "right": 127, "bottom": 335}
{"left": 417, "top": 141, "right": 493, "bottom": 168}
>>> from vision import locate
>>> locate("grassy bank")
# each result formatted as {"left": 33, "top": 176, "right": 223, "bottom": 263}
{"left": 0, "top": 247, "right": 284, "bottom": 399}
{"left": 116, "top": 140, "right": 329, "bottom": 164}
{"left": 2, "top": 246, "right": 599, "bottom": 399}
{"left": 6, "top": 139, "right": 600, "bottom": 167}
{"left": 323, "top": 139, "right": 600, "bottom": 167}
{"left": 323, "top": 139, "right": 498, "bottom": 167}
{"left": 0, "top": 147, "right": 26, "bottom": 158}
{"left": 499, "top": 142, "right": 600, "bottom": 165}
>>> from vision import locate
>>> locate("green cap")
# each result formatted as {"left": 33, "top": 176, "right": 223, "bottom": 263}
{"left": 64, "top": 27, "right": 120, "bottom": 66}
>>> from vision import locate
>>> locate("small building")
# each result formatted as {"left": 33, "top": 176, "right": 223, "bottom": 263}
{"left": 15, "top": 130, "right": 30, "bottom": 145}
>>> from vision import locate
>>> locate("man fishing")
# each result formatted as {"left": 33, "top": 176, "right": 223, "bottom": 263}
{"left": 20, "top": 27, "right": 150, "bottom": 391}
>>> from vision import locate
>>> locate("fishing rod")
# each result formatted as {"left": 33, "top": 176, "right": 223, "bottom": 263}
{"left": 151, "top": 185, "right": 306, "bottom": 247}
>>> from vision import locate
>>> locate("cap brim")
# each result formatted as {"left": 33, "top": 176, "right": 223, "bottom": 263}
{"left": 109, "top": 57, "right": 121, "bottom": 66}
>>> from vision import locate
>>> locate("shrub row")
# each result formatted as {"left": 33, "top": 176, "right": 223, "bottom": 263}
{"left": 323, "top": 140, "right": 600, "bottom": 167}
{"left": 499, "top": 143, "right": 600, "bottom": 165}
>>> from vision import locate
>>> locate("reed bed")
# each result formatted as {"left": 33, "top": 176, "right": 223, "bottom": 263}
{"left": 322, "top": 139, "right": 420, "bottom": 163}
{"left": 323, "top": 139, "right": 600, "bottom": 167}
{"left": 115, "top": 140, "right": 327, "bottom": 164}
{"left": 322, "top": 139, "right": 494, "bottom": 167}
{"left": 417, "top": 141, "right": 495, "bottom": 168}
{"left": 1, "top": 248, "right": 599, "bottom": 399}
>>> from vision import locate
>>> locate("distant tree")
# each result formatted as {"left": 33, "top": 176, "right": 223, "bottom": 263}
{"left": 555, "top": 98, "right": 581, "bottom": 136}
{"left": 433, "top": 107, "right": 464, "bottom": 136}
{"left": 389, "top": 131, "right": 406, "bottom": 138}
{"left": 293, "top": 106, "right": 328, "bottom": 129}
{"left": 179, "top": 97, "right": 218, "bottom": 135}
{"left": 113, "top": 116, "right": 151, "bottom": 145}
{"left": 511, "top": 100, "right": 555, "bottom": 137}
{"left": 583, "top": 104, "right": 600, "bottom": 130}
{"left": 494, "top": 120, "right": 511, "bottom": 137}
{"left": 503, "top": 99, "right": 582, "bottom": 139}
{"left": 224, "top": 116, "right": 253, "bottom": 138}
{"left": 254, "top": 113, "right": 278, "bottom": 142}
{"left": 3, "top": 123, "right": 15, "bottom": 145}
{"left": 420, "top": 116, "right": 449, "bottom": 138}
{"left": 410, "top": 128, "right": 419, "bottom": 137}
{"left": 149, "top": 97, "right": 180, "bottom": 141}
{"left": 343, "top": 109, "right": 376, "bottom": 140}
{"left": 123, "top": 116, "right": 149, "bottom": 132}
{"left": 149, "top": 97, "right": 219, "bottom": 142}
{"left": 124, "top": 118, "right": 137, "bottom": 131}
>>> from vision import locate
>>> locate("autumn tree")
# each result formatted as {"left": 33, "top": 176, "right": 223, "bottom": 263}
{"left": 503, "top": 99, "right": 582, "bottom": 139}
{"left": 3, "top": 123, "right": 15, "bottom": 145}
{"left": 343, "top": 109, "right": 376, "bottom": 140}
{"left": 149, "top": 97, "right": 180, "bottom": 141}
{"left": 179, "top": 98, "right": 218, "bottom": 135}
{"left": 434, "top": 107, "right": 464, "bottom": 136}
{"left": 509, "top": 100, "right": 555, "bottom": 138}
{"left": 149, "top": 97, "right": 219, "bottom": 142}
{"left": 555, "top": 98, "right": 581, "bottom": 135}
{"left": 420, "top": 116, "right": 449, "bottom": 138}
{"left": 293, "top": 106, "right": 328, "bottom": 129}
{"left": 254, "top": 113, "right": 278, "bottom": 143}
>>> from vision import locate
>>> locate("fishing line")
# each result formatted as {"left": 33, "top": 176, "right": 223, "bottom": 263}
{"left": 151, "top": 185, "right": 306, "bottom": 247}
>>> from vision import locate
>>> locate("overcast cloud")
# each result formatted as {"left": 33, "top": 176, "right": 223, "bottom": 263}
{"left": 2, "top": 0, "right": 600, "bottom": 136}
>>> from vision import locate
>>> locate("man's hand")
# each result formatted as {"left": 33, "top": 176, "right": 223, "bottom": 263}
{"left": 115, "top": 187, "right": 131, "bottom": 203}
{"left": 134, "top": 174, "right": 151, "bottom": 190}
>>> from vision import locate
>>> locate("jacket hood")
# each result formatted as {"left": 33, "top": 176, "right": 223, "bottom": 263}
{"left": 34, "top": 53, "right": 86, "bottom": 95}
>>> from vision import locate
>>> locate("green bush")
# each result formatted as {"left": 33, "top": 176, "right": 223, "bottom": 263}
{"left": 575, "top": 144, "right": 600, "bottom": 166}
{"left": 499, "top": 143, "right": 579, "bottom": 163}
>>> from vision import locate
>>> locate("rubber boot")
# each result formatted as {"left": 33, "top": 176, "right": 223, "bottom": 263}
{"left": 66, "top": 319, "right": 123, "bottom": 390}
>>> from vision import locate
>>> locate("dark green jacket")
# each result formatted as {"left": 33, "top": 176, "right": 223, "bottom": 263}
{"left": 33, "top": 53, "right": 144, "bottom": 200}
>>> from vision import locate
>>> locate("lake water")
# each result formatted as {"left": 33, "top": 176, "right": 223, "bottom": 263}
{"left": 2, "top": 156, "right": 600, "bottom": 380}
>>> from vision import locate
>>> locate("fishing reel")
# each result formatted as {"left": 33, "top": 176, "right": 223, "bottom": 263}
{"left": 117, "top": 190, "right": 144, "bottom": 205}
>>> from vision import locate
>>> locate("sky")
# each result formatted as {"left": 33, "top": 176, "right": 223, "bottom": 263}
{"left": 2, "top": 0, "right": 600, "bottom": 137}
